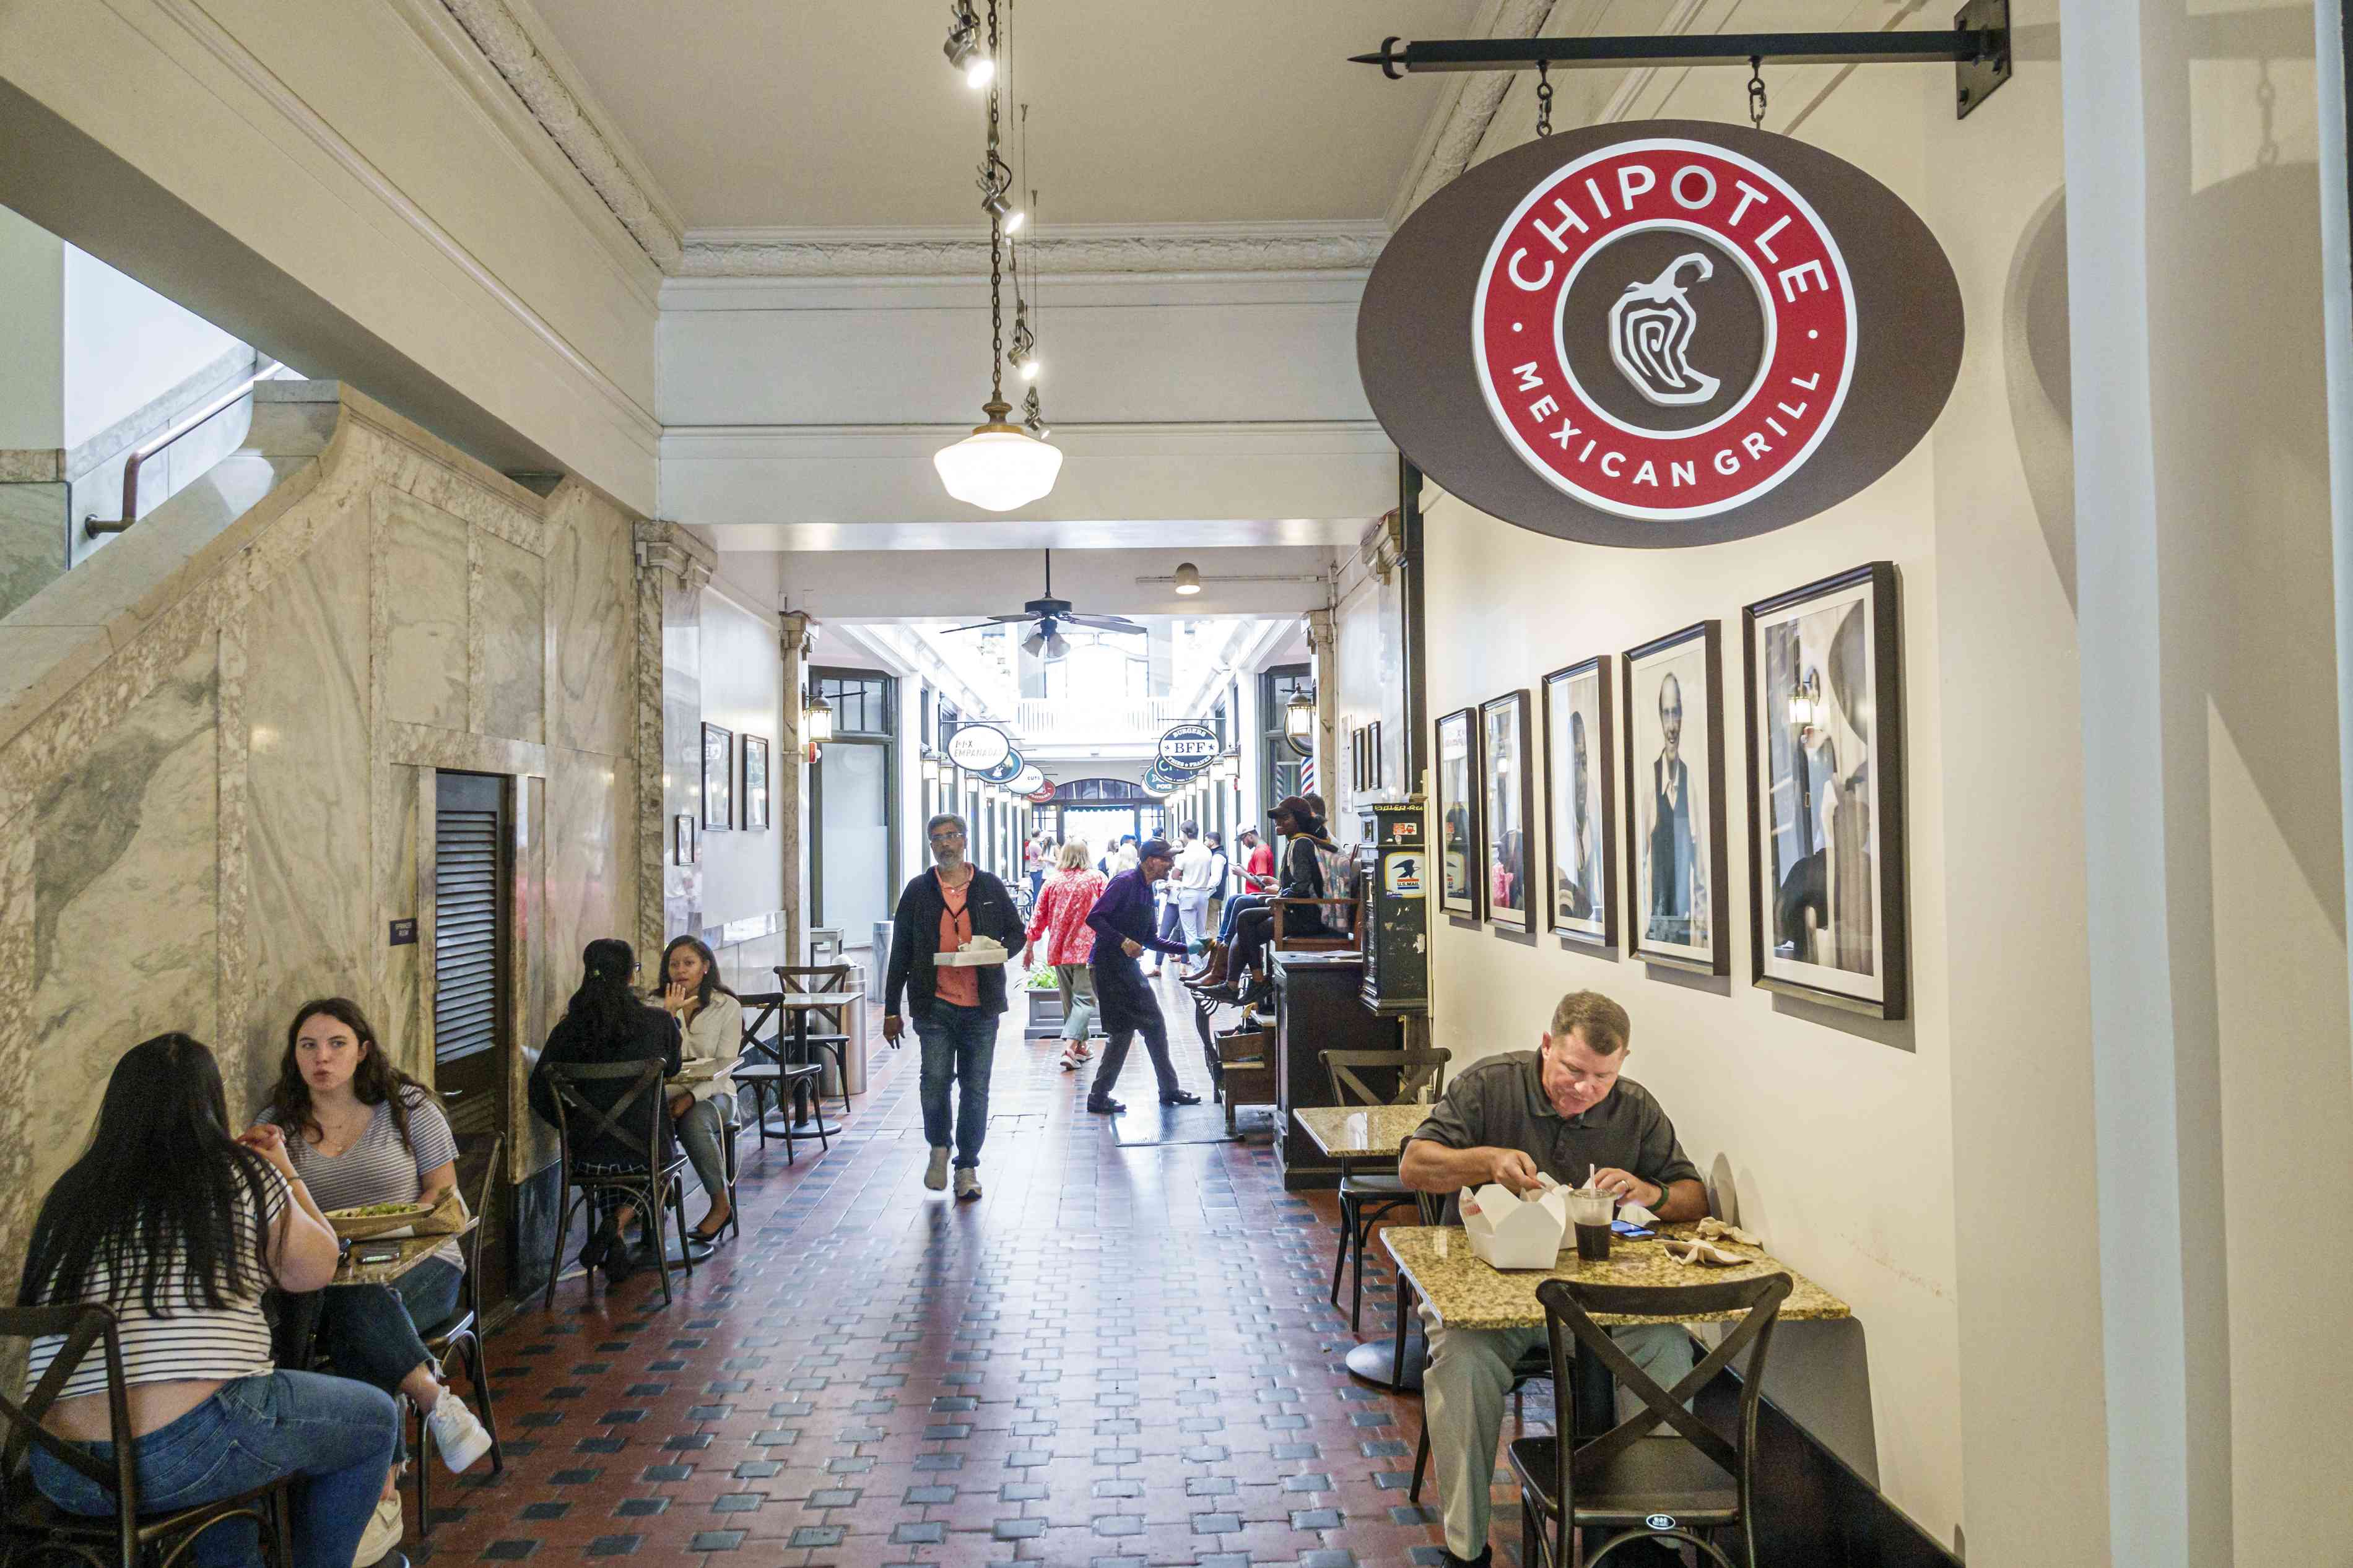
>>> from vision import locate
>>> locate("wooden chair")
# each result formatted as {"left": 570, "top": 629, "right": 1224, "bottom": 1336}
{"left": 1268, "top": 894, "right": 1360, "bottom": 954}
{"left": 773, "top": 964, "right": 856, "bottom": 1119}
{"left": 1511, "top": 1274, "right": 1793, "bottom": 1568}
{"left": 0, "top": 1305, "right": 297, "bottom": 1568}
{"left": 734, "top": 993, "right": 828, "bottom": 1164}
{"left": 540, "top": 1060, "right": 694, "bottom": 1309}
{"left": 1321, "top": 1048, "right": 1450, "bottom": 1330}
{"left": 411, "top": 1133, "right": 505, "bottom": 1536}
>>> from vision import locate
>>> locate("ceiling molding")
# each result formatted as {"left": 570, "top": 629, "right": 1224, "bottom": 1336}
{"left": 1388, "top": 0, "right": 1564, "bottom": 225}
{"left": 676, "top": 221, "right": 1391, "bottom": 280}
{"left": 434, "top": 0, "right": 685, "bottom": 269}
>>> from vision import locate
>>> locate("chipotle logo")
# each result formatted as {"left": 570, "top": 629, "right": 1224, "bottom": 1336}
{"left": 1362, "top": 123, "right": 1962, "bottom": 548}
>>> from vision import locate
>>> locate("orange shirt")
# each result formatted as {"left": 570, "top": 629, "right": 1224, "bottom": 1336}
{"left": 935, "top": 875, "right": 981, "bottom": 1008}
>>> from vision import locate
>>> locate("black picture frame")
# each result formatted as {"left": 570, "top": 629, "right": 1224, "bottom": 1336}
{"left": 674, "top": 813, "right": 695, "bottom": 867}
{"left": 1479, "top": 690, "right": 1536, "bottom": 932}
{"left": 1541, "top": 655, "right": 1617, "bottom": 950}
{"left": 1622, "top": 621, "right": 1729, "bottom": 975}
{"left": 1742, "top": 562, "right": 1908, "bottom": 1018}
{"left": 1435, "top": 707, "right": 1483, "bottom": 919}
{"left": 742, "top": 734, "right": 771, "bottom": 831}
{"left": 702, "top": 722, "right": 733, "bottom": 831}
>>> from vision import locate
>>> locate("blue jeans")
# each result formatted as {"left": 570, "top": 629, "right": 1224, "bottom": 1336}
{"left": 1217, "top": 892, "right": 1266, "bottom": 942}
{"left": 30, "top": 1370, "right": 398, "bottom": 1568}
{"left": 316, "top": 1257, "right": 462, "bottom": 1409}
{"left": 916, "top": 1003, "right": 998, "bottom": 1167}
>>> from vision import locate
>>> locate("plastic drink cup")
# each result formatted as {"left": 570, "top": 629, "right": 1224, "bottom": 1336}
{"left": 1565, "top": 1187, "right": 1616, "bottom": 1262}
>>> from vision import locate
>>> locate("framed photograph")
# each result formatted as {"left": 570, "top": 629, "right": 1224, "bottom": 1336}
{"left": 1435, "top": 707, "right": 1483, "bottom": 919}
{"left": 1480, "top": 690, "right": 1536, "bottom": 930}
{"left": 1743, "top": 563, "right": 1908, "bottom": 1017}
{"left": 674, "top": 813, "right": 696, "bottom": 866}
{"left": 742, "top": 735, "right": 771, "bottom": 831}
{"left": 702, "top": 722, "right": 734, "bottom": 831}
{"left": 1622, "top": 622, "right": 1728, "bottom": 974}
{"left": 1542, "top": 656, "right": 1617, "bottom": 948}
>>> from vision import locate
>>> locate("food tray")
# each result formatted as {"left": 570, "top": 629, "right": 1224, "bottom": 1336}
{"left": 325, "top": 1201, "right": 436, "bottom": 1241}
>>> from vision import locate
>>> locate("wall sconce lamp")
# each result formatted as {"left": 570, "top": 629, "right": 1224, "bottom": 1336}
{"left": 1284, "top": 688, "right": 1316, "bottom": 745}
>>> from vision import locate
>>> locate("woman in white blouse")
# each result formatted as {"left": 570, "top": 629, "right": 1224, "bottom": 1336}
{"left": 657, "top": 937, "right": 744, "bottom": 1242}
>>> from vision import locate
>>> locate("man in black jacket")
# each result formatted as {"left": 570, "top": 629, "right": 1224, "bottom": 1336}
{"left": 882, "top": 813, "right": 1028, "bottom": 1200}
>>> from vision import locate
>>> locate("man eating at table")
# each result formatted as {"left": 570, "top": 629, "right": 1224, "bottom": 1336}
{"left": 1398, "top": 989, "right": 1705, "bottom": 1568}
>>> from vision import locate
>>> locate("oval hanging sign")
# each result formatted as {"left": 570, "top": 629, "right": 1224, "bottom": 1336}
{"left": 1025, "top": 781, "right": 1056, "bottom": 804}
{"left": 946, "top": 724, "right": 1011, "bottom": 772}
{"left": 1359, "top": 121, "right": 1963, "bottom": 548}
{"left": 1158, "top": 721, "right": 1220, "bottom": 773}
{"left": 1009, "top": 763, "right": 1045, "bottom": 795}
{"left": 978, "top": 748, "right": 1025, "bottom": 786}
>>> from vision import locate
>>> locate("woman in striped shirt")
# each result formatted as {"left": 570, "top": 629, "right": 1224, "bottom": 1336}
{"left": 253, "top": 998, "right": 495, "bottom": 1478}
{"left": 18, "top": 1033, "right": 397, "bottom": 1568}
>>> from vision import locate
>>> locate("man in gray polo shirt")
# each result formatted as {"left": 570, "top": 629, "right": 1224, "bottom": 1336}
{"left": 1399, "top": 990, "right": 1703, "bottom": 1568}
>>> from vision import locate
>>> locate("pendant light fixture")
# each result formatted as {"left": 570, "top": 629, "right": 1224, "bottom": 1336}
{"left": 934, "top": 0, "right": 1061, "bottom": 512}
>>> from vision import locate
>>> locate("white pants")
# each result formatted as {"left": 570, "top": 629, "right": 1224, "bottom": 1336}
{"left": 1175, "top": 889, "right": 1211, "bottom": 945}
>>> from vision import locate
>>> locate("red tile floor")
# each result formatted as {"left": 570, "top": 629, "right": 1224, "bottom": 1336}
{"left": 417, "top": 977, "right": 1544, "bottom": 1567}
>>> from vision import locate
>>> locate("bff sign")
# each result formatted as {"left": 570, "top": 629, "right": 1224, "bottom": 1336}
{"left": 1362, "top": 123, "right": 1961, "bottom": 547}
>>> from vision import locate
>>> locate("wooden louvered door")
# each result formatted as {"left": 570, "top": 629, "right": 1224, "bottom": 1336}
{"left": 433, "top": 771, "right": 511, "bottom": 1309}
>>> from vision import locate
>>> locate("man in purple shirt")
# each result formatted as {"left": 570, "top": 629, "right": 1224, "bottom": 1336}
{"left": 1083, "top": 838, "right": 1201, "bottom": 1114}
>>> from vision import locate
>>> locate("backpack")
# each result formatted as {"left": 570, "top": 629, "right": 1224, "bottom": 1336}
{"left": 1298, "top": 834, "right": 1357, "bottom": 906}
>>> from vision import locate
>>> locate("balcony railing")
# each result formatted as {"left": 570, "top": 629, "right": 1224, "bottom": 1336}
{"left": 1013, "top": 695, "right": 1201, "bottom": 744}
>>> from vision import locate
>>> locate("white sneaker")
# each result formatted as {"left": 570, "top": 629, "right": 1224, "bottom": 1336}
{"left": 352, "top": 1492, "right": 402, "bottom": 1566}
{"left": 426, "top": 1390, "right": 494, "bottom": 1473}
{"left": 954, "top": 1167, "right": 983, "bottom": 1202}
{"left": 924, "top": 1146, "right": 951, "bottom": 1190}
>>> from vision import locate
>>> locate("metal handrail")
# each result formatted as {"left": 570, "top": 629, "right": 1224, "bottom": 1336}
{"left": 83, "top": 361, "right": 279, "bottom": 538}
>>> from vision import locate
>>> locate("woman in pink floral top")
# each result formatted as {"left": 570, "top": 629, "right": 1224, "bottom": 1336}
{"left": 1022, "top": 840, "right": 1108, "bottom": 1069}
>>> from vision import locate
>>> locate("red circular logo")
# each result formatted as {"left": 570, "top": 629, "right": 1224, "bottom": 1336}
{"left": 1472, "top": 139, "right": 1856, "bottom": 522}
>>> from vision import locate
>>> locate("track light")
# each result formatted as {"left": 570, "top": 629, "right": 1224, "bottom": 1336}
{"left": 1022, "top": 388, "right": 1050, "bottom": 439}
{"left": 1173, "top": 563, "right": 1202, "bottom": 596}
{"left": 944, "top": 1, "right": 991, "bottom": 87}
{"left": 1009, "top": 308, "right": 1038, "bottom": 381}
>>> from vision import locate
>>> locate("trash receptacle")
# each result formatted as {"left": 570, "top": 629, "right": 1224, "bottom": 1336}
{"left": 820, "top": 1000, "right": 868, "bottom": 1099}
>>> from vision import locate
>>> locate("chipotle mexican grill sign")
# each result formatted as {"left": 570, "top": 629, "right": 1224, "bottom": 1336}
{"left": 1359, "top": 123, "right": 1963, "bottom": 547}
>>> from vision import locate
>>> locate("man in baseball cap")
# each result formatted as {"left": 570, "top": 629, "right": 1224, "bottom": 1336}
{"left": 1079, "top": 837, "right": 1199, "bottom": 1114}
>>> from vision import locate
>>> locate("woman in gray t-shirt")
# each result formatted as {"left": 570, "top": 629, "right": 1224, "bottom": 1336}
{"left": 251, "top": 998, "right": 496, "bottom": 1481}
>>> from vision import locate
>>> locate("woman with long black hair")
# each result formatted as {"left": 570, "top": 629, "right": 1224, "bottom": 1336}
{"left": 250, "top": 998, "right": 494, "bottom": 1477}
{"left": 18, "top": 1033, "right": 398, "bottom": 1568}
{"left": 653, "top": 935, "right": 742, "bottom": 1242}
{"left": 528, "top": 938, "right": 681, "bottom": 1284}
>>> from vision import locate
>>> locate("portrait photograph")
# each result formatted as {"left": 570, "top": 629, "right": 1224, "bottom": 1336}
{"left": 1435, "top": 707, "right": 1482, "bottom": 919}
{"left": 1542, "top": 656, "right": 1616, "bottom": 948}
{"left": 1742, "top": 563, "right": 1909, "bottom": 1017}
{"left": 702, "top": 721, "right": 734, "bottom": 831}
{"left": 1622, "top": 622, "right": 1728, "bottom": 974}
{"left": 742, "top": 734, "right": 771, "bottom": 831}
{"left": 1481, "top": 690, "right": 1536, "bottom": 931}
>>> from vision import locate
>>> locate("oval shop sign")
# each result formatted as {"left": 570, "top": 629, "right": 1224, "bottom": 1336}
{"left": 1157, "top": 721, "right": 1220, "bottom": 773}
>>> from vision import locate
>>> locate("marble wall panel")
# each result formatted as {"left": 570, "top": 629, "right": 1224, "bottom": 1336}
{"left": 0, "top": 483, "right": 66, "bottom": 623}
{"left": 0, "top": 818, "right": 36, "bottom": 1271}
{"left": 478, "top": 530, "right": 546, "bottom": 745}
{"left": 379, "top": 763, "right": 424, "bottom": 1080}
{"left": 27, "top": 638, "right": 220, "bottom": 1189}
{"left": 245, "top": 516, "right": 372, "bottom": 1112}
{"left": 380, "top": 492, "right": 468, "bottom": 732}
{"left": 661, "top": 581, "right": 703, "bottom": 943}
{"left": 547, "top": 487, "right": 632, "bottom": 759}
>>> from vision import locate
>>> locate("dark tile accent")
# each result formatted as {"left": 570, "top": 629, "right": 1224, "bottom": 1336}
{"left": 481, "top": 1542, "right": 538, "bottom": 1560}
{"left": 686, "top": 1532, "right": 744, "bottom": 1551}
{"left": 786, "top": 1525, "right": 845, "bottom": 1548}
{"left": 614, "top": 1499, "right": 667, "bottom": 1518}
{"left": 518, "top": 1503, "right": 569, "bottom": 1522}
{"left": 1290, "top": 1507, "right": 1344, "bottom": 1530}
{"left": 710, "top": 1495, "right": 763, "bottom": 1514}
{"left": 994, "top": 1518, "right": 1049, "bottom": 1539}
{"left": 584, "top": 1535, "right": 638, "bottom": 1557}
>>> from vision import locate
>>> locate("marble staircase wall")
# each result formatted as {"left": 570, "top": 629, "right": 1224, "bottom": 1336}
{"left": 0, "top": 386, "right": 647, "bottom": 1271}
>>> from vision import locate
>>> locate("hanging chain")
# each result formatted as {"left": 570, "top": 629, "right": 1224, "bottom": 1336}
{"left": 1534, "top": 58, "right": 1553, "bottom": 139}
{"left": 1747, "top": 56, "right": 1768, "bottom": 130}
{"left": 986, "top": 0, "right": 1004, "bottom": 407}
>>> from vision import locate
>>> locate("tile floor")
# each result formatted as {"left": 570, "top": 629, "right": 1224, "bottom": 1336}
{"left": 417, "top": 977, "right": 1541, "bottom": 1567}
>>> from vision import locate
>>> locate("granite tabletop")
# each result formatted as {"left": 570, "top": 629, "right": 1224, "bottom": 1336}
{"left": 1385, "top": 1224, "right": 1851, "bottom": 1331}
{"left": 332, "top": 1218, "right": 477, "bottom": 1288}
{"left": 1294, "top": 1103, "right": 1429, "bottom": 1159}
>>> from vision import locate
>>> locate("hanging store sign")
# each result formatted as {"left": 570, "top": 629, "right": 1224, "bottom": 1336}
{"left": 1009, "top": 763, "right": 1046, "bottom": 795}
{"left": 1157, "top": 721, "right": 1220, "bottom": 773}
{"left": 946, "top": 724, "right": 1012, "bottom": 772}
{"left": 1026, "top": 781, "right": 1057, "bottom": 804}
{"left": 1358, "top": 121, "right": 1964, "bottom": 548}
{"left": 978, "top": 748, "right": 1025, "bottom": 786}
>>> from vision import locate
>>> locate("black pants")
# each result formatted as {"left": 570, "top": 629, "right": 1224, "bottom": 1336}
{"left": 1091, "top": 1010, "right": 1182, "bottom": 1106}
{"left": 1089, "top": 957, "right": 1181, "bottom": 1106}
{"left": 1228, "top": 904, "right": 1323, "bottom": 982}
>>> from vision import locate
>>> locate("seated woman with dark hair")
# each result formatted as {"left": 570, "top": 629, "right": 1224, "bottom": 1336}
{"left": 19, "top": 1033, "right": 398, "bottom": 1568}
{"left": 529, "top": 938, "right": 682, "bottom": 1285}
{"left": 653, "top": 935, "right": 744, "bottom": 1242}
{"left": 248, "top": 998, "right": 494, "bottom": 1477}
{"left": 1197, "top": 797, "right": 1339, "bottom": 1008}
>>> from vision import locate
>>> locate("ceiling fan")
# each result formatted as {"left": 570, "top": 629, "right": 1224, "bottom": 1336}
{"left": 942, "top": 551, "right": 1146, "bottom": 658}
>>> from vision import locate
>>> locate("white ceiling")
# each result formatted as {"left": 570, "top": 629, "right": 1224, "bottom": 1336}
{"left": 522, "top": 0, "right": 1481, "bottom": 230}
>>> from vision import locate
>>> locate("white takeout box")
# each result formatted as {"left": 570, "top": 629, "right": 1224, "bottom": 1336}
{"left": 936, "top": 938, "right": 1008, "bottom": 968}
{"left": 1458, "top": 1181, "right": 1571, "bottom": 1270}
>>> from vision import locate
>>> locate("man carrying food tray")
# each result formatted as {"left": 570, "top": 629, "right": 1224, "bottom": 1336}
{"left": 884, "top": 812, "right": 1029, "bottom": 1201}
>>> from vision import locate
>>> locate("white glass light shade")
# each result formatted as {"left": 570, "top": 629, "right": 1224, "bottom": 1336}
{"left": 934, "top": 425, "right": 1063, "bottom": 511}
{"left": 1284, "top": 689, "right": 1316, "bottom": 742}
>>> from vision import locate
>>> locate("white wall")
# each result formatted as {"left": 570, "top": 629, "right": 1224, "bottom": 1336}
{"left": 60, "top": 246, "right": 241, "bottom": 451}
{"left": 696, "top": 586, "right": 785, "bottom": 927}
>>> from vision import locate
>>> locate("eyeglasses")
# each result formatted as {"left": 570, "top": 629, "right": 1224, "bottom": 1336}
{"left": 929, "top": 829, "right": 967, "bottom": 843}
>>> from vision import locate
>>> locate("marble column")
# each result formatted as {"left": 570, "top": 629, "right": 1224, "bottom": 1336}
{"left": 1306, "top": 609, "right": 1337, "bottom": 808}
{"left": 779, "top": 613, "right": 813, "bottom": 964}
{"left": 633, "top": 521, "right": 715, "bottom": 959}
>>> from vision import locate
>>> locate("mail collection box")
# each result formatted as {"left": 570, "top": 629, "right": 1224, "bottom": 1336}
{"left": 1359, "top": 799, "right": 1430, "bottom": 1015}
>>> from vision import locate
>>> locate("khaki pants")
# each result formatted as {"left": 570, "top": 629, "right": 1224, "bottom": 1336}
{"left": 1054, "top": 963, "right": 1096, "bottom": 1040}
{"left": 1420, "top": 1306, "right": 1694, "bottom": 1560}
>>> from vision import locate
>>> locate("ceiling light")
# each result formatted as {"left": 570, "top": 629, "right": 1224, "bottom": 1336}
{"left": 1009, "top": 308, "right": 1039, "bottom": 381}
{"left": 943, "top": 1, "right": 991, "bottom": 87}
{"left": 1173, "top": 563, "right": 1202, "bottom": 596}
